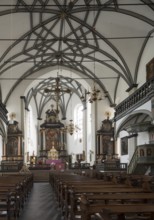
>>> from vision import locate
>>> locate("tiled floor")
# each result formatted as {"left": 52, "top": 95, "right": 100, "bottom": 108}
{"left": 18, "top": 182, "right": 63, "bottom": 220}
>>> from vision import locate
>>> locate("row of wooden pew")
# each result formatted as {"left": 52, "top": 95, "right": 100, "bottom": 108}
{"left": 49, "top": 170, "right": 154, "bottom": 220}
{"left": 0, "top": 173, "right": 33, "bottom": 220}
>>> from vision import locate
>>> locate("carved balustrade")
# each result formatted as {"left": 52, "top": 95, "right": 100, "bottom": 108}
{"left": 115, "top": 78, "right": 154, "bottom": 120}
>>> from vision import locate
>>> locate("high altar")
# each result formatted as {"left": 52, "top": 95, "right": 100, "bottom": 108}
{"left": 39, "top": 105, "right": 67, "bottom": 162}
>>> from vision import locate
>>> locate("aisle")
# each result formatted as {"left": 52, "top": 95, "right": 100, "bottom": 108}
{"left": 18, "top": 182, "right": 63, "bottom": 220}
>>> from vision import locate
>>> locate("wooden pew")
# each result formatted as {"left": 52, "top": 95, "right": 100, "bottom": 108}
{"left": 79, "top": 192, "right": 154, "bottom": 204}
{"left": 79, "top": 193, "right": 154, "bottom": 220}
{"left": 68, "top": 184, "right": 152, "bottom": 220}
{"left": 0, "top": 174, "right": 33, "bottom": 218}
{"left": 49, "top": 171, "right": 154, "bottom": 220}
{"left": 95, "top": 210, "right": 151, "bottom": 220}
{"left": 0, "top": 174, "right": 33, "bottom": 200}
{"left": 53, "top": 171, "right": 130, "bottom": 213}
{"left": 80, "top": 200, "right": 154, "bottom": 220}
{"left": 60, "top": 180, "right": 130, "bottom": 216}
{"left": 0, "top": 177, "right": 30, "bottom": 211}
{"left": 50, "top": 170, "right": 132, "bottom": 207}
{"left": 0, "top": 192, "right": 16, "bottom": 220}
{"left": 0, "top": 185, "right": 21, "bottom": 218}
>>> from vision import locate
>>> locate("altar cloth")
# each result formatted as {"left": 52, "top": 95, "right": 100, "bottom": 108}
{"left": 45, "top": 159, "right": 65, "bottom": 170}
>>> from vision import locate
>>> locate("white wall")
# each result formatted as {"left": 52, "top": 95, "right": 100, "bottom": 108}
{"left": 66, "top": 94, "right": 84, "bottom": 156}
{"left": 23, "top": 100, "right": 39, "bottom": 162}
{"left": 135, "top": 100, "right": 151, "bottom": 113}
{"left": 128, "top": 136, "right": 137, "bottom": 165}
{"left": 137, "top": 132, "right": 149, "bottom": 145}
{"left": 115, "top": 77, "right": 129, "bottom": 105}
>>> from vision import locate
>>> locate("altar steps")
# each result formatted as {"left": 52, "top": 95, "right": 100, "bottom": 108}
{"left": 30, "top": 170, "right": 50, "bottom": 182}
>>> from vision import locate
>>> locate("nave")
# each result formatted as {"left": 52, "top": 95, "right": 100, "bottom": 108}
{"left": 1, "top": 170, "right": 154, "bottom": 220}
{"left": 18, "top": 182, "right": 62, "bottom": 220}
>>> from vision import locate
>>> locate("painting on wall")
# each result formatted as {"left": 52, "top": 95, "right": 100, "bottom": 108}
{"left": 121, "top": 137, "right": 128, "bottom": 155}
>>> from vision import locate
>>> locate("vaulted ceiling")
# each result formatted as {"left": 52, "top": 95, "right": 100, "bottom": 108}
{"left": 0, "top": 0, "right": 153, "bottom": 112}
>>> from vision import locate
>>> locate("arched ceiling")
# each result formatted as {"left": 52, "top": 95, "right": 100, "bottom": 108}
{"left": 115, "top": 111, "right": 153, "bottom": 137}
{"left": 0, "top": 0, "right": 153, "bottom": 109}
{"left": 25, "top": 75, "right": 87, "bottom": 120}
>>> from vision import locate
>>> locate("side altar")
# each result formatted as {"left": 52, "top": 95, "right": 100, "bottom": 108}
{"left": 2, "top": 117, "right": 23, "bottom": 171}
{"left": 39, "top": 105, "right": 68, "bottom": 163}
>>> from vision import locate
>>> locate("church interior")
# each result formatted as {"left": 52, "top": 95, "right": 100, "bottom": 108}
{"left": 0, "top": 0, "right": 154, "bottom": 219}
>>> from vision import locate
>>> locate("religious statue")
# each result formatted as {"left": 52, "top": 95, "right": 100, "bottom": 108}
{"left": 48, "top": 146, "right": 58, "bottom": 160}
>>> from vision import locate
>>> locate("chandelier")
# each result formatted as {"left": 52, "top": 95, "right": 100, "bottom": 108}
{"left": 61, "top": 119, "right": 80, "bottom": 135}
{"left": 80, "top": 85, "right": 105, "bottom": 104}
{"left": 65, "top": 120, "right": 80, "bottom": 135}
{"left": 44, "top": 77, "right": 71, "bottom": 95}
{"left": 44, "top": 76, "right": 71, "bottom": 113}
{"left": 87, "top": 85, "right": 103, "bottom": 103}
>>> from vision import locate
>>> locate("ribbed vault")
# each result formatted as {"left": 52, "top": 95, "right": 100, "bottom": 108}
{"left": 0, "top": 0, "right": 153, "bottom": 110}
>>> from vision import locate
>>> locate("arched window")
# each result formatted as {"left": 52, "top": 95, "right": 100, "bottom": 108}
{"left": 74, "top": 104, "right": 83, "bottom": 141}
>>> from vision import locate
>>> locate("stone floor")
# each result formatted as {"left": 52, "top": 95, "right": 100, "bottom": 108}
{"left": 18, "top": 182, "right": 63, "bottom": 220}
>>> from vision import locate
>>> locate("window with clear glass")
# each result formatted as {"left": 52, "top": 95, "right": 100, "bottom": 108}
{"left": 74, "top": 104, "right": 83, "bottom": 141}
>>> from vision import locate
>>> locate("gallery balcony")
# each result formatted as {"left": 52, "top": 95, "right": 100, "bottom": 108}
{"left": 115, "top": 78, "right": 154, "bottom": 121}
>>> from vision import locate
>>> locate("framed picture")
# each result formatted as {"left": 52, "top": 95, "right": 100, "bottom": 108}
{"left": 121, "top": 137, "right": 128, "bottom": 155}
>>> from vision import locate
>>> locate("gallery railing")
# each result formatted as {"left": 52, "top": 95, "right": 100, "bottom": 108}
{"left": 115, "top": 78, "right": 154, "bottom": 120}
